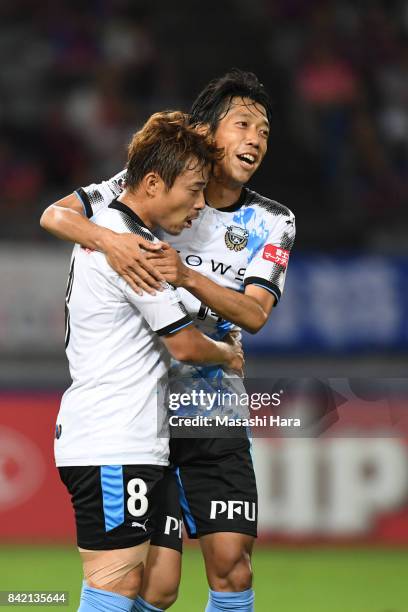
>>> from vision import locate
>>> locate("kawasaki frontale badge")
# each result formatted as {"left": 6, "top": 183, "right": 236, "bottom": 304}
{"left": 225, "top": 225, "right": 249, "bottom": 252}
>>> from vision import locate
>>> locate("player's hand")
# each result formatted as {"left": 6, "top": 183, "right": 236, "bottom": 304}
{"left": 222, "top": 332, "right": 244, "bottom": 375}
{"left": 102, "top": 232, "right": 168, "bottom": 295}
{"left": 145, "top": 245, "right": 189, "bottom": 287}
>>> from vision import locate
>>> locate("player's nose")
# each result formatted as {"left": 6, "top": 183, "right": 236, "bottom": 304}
{"left": 246, "top": 125, "right": 261, "bottom": 149}
{"left": 195, "top": 190, "right": 206, "bottom": 210}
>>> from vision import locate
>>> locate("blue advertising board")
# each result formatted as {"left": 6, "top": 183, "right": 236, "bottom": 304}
{"left": 243, "top": 254, "right": 408, "bottom": 353}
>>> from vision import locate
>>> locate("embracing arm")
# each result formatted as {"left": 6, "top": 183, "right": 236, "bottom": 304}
{"left": 40, "top": 193, "right": 165, "bottom": 294}
{"left": 40, "top": 194, "right": 118, "bottom": 250}
{"left": 145, "top": 247, "right": 275, "bottom": 333}
{"left": 182, "top": 268, "right": 275, "bottom": 334}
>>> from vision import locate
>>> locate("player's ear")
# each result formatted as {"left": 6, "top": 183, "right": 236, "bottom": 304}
{"left": 144, "top": 172, "right": 162, "bottom": 197}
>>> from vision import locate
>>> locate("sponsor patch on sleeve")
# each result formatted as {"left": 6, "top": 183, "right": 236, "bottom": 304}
{"left": 262, "top": 244, "right": 290, "bottom": 267}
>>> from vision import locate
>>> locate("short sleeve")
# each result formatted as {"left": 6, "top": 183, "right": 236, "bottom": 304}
{"left": 122, "top": 280, "right": 193, "bottom": 336}
{"left": 75, "top": 170, "right": 127, "bottom": 218}
{"left": 243, "top": 212, "right": 295, "bottom": 305}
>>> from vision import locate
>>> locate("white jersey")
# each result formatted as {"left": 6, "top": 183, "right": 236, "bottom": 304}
{"left": 55, "top": 199, "right": 192, "bottom": 466}
{"left": 76, "top": 172, "right": 296, "bottom": 418}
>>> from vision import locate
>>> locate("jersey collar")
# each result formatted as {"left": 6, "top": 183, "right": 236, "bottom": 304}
{"left": 108, "top": 199, "right": 151, "bottom": 230}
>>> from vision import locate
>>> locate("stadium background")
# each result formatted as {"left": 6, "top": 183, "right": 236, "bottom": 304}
{"left": 1, "top": 0, "right": 408, "bottom": 610}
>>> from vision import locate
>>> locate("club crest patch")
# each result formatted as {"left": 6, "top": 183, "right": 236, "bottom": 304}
{"left": 225, "top": 225, "right": 249, "bottom": 251}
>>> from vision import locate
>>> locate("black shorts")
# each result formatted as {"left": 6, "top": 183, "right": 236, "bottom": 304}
{"left": 169, "top": 436, "right": 258, "bottom": 539}
{"left": 58, "top": 465, "right": 182, "bottom": 552}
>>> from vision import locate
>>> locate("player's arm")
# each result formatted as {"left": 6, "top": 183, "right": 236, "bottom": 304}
{"left": 145, "top": 246, "right": 274, "bottom": 334}
{"left": 40, "top": 193, "right": 117, "bottom": 250}
{"left": 123, "top": 280, "right": 244, "bottom": 371}
{"left": 40, "top": 191, "right": 165, "bottom": 295}
{"left": 182, "top": 267, "right": 273, "bottom": 334}
{"left": 147, "top": 212, "right": 295, "bottom": 333}
{"left": 162, "top": 325, "right": 243, "bottom": 372}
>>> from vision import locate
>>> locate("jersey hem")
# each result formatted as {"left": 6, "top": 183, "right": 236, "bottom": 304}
{"left": 187, "top": 527, "right": 258, "bottom": 539}
{"left": 77, "top": 532, "right": 152, "bottom": 551}
{"left": 55, "top": 457, "right": 169, "bottom": 467}
{"left": 156, "top": 314, "right": 193, "bottom": 336}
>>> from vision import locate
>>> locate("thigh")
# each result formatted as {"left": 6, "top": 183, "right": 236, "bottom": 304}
{"left": 140, "top": 471, "right": 183, "bottom": 607}
{"left": 173, "top": 440, "right": 258, "bottom": 539}
{"left": 58, "top": 464, "right": 164, "bottom": 550}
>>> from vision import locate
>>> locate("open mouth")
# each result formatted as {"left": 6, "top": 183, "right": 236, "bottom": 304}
{"left": 237, "top": 153, "right": 257, "bottom": 168}
{"left": 183, "top": 215, "right": 198, "bottom": 229}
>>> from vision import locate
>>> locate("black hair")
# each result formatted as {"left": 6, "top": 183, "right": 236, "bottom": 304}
{"left": 190, "top": 69, "right": 272, "bottom": 133}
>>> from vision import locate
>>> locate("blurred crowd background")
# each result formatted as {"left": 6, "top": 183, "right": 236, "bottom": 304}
{"left": 2, "top": 0, "right": 406, "bottom": 381}
{"left": 1, "top": 0, "right": 408, "bottom": 250}
{"left": 1, "top": 2, "right": 408, "bottom": 586}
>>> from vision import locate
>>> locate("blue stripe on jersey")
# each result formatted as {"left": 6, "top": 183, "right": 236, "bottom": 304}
{"left": 174, "top": 467, "right": 197, "bottom": 536}
{"left": 169, "top": 320, "right": 194, "bottom": 334}
{"left": 100, "top": 465, "right": 124, "bottom": 532}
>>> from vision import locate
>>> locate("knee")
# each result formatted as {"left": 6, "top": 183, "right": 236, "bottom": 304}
{"left": 87, "top": 565, "right": 142, "bottom": 600}
{"left": 141, "top": 578, "right": 179, "bottom": 609}
{"left": 208, "top": 548, "right": 253, "bottom": 592}
{"left": 235, "top": 557, "right": 253, "bottom": 591}
{"left": 80, "top": 544, "right": 148, "bottom": 600}
{"left": 147, "top": 587, "right": 179, "bottom": 610}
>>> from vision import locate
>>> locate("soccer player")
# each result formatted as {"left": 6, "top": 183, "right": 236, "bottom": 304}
{"left": 41, "top": 70, "right": 295, "bottom": 612}
{"left": 50, "top": 110, "right": 243, "bottom": 612}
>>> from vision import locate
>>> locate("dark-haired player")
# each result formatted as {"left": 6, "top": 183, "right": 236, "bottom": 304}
{"left": 41, "top": 70, "right": 295, "bottom": 612}
{"left": 50, "top": 111, "right": 243, "bottom": 612}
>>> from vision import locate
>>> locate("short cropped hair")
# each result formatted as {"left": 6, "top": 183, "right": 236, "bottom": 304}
{"left": 190, "top": 69, "right": 272, "bottom": 132}
{"left": 126, "top": 111, "right": 220, "bottom": 191}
